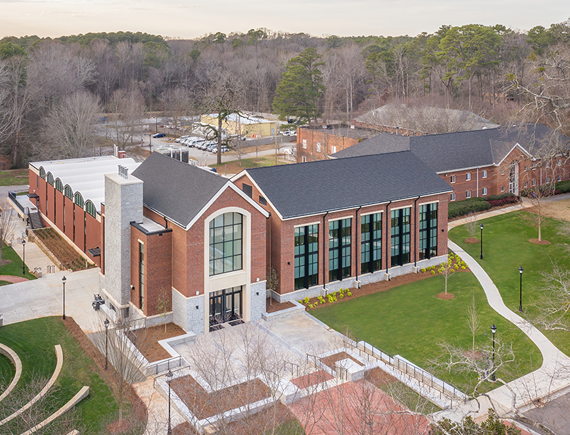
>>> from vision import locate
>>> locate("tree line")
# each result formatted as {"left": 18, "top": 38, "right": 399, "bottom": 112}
{"left": 0, "top": 20, "right": 569, "bottom": 166}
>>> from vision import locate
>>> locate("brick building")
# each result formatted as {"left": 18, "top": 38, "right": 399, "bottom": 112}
{"left": 296, "top": 125, "right": 378, "bottom": 163}
{"left": 332, "top": 124, "right": 570, "bottom": 201}
{"left": 26, "top": 150, "right": 454, "bottom": 334}
{"left": 232, "top": 152, "right": 452, "bottom": 302}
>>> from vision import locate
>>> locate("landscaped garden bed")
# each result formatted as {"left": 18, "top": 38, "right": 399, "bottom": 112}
{"left": 171, "top": 375, "right": 272, "bottom": 419}
{"left": 0, "top": 245, "right": 35, "bottom": 281}
{"left": 32, "top": 228, "right": 95, "bottom": 271}
{"left": 265, "top": 299, "right": 296, "bottom": 313}
{"left": 320, "top": 352, "right": 364, "bottom": 371}
{"left": 448, "top": 193, "right": 519, "bottom": 220}
{"left": 126, "top": 323, "right": 185, "bottom": 363}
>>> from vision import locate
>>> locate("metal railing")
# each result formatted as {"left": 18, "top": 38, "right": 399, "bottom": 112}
{"left": 346, "top": 336, "right": 466, "bottom": 404}
{"left": 8, "top": 192, "right": 25, "bottom": 214}
{"left": 284, "top": 361, "right": 300, "bottom": 378}
{"left": 146, "top": 355, "right": 184, "bottom": 376}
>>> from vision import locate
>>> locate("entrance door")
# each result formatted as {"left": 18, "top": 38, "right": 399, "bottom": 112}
{"left": 209, "top": 286, "right": 243, "bottom": 330}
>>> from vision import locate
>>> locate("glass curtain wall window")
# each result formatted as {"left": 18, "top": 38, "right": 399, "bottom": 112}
{"left": 391, "top": 208, "right": 411, "bottom": 267}
{"left": 361, "top": 213, "right": 382, "bottom": 274}
{"left": 329, "top": 218, "right": 351, "bottom": 282}
{"left": 419, "top": 203, "right": 438, "bottom": 260}
{"left": 294, "top": 225, "right": 319, "bottom": 290}
{"left": 139, "top": 242, "right": 144, "bottom": 309}
{"left": 209, "top": 212, "right": 243, "bottom": 276}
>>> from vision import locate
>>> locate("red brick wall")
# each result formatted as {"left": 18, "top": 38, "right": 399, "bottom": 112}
{"left": 130, "top": 225, "right": 172, "bottom": 316}
{"left": 46, "top": 184, "right": 55, "bottom": 223}
{"left": 64, "top": 197, "right": 74, "bottom": 241}
{"left": 74, "top": 207, "right": 85, "bottom": 252}
{"left": 296, "top": 128, "right": 359, "bottom": 163}
{"left": 85, "top": 213, "right": 101, "bottom": 267}
{"left": 54, "top": 189, "right": 64, "bottom": 230}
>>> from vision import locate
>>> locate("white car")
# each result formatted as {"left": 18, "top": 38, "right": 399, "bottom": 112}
{"left": 175, "top": 135, "right": 189, "bottom": 143}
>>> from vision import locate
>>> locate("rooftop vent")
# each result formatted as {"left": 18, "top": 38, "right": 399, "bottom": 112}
{"left": 118, "top": 165, "right": 129, "bottom": 179}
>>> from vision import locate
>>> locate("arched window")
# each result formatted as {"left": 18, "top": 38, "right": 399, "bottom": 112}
{"left": 64, "top": 186, "right": 73, "bottom": 199}
{"left": 55, "top": 179, "right": 63, "bottom": 192}
{"left": 85, "top": 201, "right": 97, "bottom": 218}
{"left": 39, "top": 167, "right": 46, "bottom": 179}
{"left": 47, "top": 173, "right": 54, "bottom": 186}
{"left": 209, "top": 212, "right": 243, "bottom": 276}
{"left": 74, "top": 192, "right": 84, "bottom": 208}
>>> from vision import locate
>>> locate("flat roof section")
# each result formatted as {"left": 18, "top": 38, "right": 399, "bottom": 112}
{"left": 30, "top": 156, "right": 140, "bottom": 213}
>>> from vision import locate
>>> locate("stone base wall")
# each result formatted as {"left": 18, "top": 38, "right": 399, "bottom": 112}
{"left": 250, "top": 281, "right": 266, "bottom": 321}
{"left": 172, "top": 289, "right": 205, "bottom": 335}
{"left": 271, "top": 255, "right": 447, "bottom": 302}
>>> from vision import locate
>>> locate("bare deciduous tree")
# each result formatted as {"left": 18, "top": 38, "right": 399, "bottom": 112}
{"left": 0, "top": 199, "right": 16, "bottom": 262}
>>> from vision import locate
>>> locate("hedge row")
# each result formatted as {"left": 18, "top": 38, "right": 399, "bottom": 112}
{"left": 448, "top": 193, "right": 518, "bottom": 219}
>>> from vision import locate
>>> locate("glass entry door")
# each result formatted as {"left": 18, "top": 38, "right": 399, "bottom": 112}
{"left": 209, "top": 286, "right": 243, "bottom": 330}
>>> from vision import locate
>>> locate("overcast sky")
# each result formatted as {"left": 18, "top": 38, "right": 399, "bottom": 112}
{"left": 1, "top": 0, "right": 568, "bottom": 40}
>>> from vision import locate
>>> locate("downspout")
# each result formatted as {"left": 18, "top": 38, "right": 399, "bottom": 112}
{"left": 322, "top": 212, "right": 329, "bottom": 295}
{"left": 385, "top": 201, "right": 392, "bottom": 280}
{"left": 476, "top": 167, "right": 479, "bottom": 197}
{"left": 355, "top": 206, "right": 362, "bottom": 288}
{"left": 414, "top": 196, "right": 420, "bottom": 268}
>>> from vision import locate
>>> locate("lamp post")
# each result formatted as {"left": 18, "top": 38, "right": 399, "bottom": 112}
{"left": 104, "top": 318, "right": 109, "bottom": 370}
{"left": 491, "top": 324, "right": 497, "bottom": 381}
{"left": 480, "top": 224, "right": 484, "bottom": 260}
{"left": 519, "top": 266, "right": 524, "bottom": 312}
{"left": 22, "top": 239, "right": 26, "bottom": 276}
{"left": 167, "top": 370, "right": 173, "bottom": 434}
{"left": 62, "top": 276, "right": 67, "bottom": 320}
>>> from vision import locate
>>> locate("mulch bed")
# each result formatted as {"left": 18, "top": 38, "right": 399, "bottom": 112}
{"left": 304, "top": 272, "right": 434, "bottom": 310}
{"left": 61, "top": 317, "right": 148, "bottom": 426}
{"left": 437, "top": 292, "right": 455, "bottom": 300}
{"left": 465, "top": 237, "right": 479, "bottom": 244}
{"left": 290, "top": 370, "right": 334, "bottom": 389}
{"left": 126, "top": 323, "right": 186, "bottom": 363}
{"left": 107, "top": 419, "right": 132, "bottom": 434}
{"left": 464, "top": 350, "right": 483, "bottom": 360}
{"left": 171, "top": 375, "right": 272, "bottom": 419}
{"left": 265, "top": 298, "right": 296, "bottom": 313}
{"left": 320, "top": 352, "right": 364, "bottom": 371}
{"left": 0, "top": 259, "right": 12, "bottom": 267}
{"left": 0, "top": 274, "right": 28, "bottom": 283}
{"left": 33, "top": 228, "right": 95, "bottom": 271}
{"left": 529, "top": 238, "right": 551, "bottom": 245}
{"left": 364, "top": 367, "right": 398, "bottom": 388}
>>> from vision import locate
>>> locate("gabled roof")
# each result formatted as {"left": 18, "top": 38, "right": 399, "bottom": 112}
{"left": 244, "top": 152, "right": 452, "bottom": 220}
{"left": 333, "top": 123, "right": 570, "bottom": 173}
{"left": 132, "top": 153, "right": 268, "bottom": 229}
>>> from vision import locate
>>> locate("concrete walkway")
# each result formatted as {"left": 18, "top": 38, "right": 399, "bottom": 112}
{"left": 438, "top": 198, "right": 570, "bottom": 422}
{"left": 0, "top": 268, "right": 102, "bottom": 333}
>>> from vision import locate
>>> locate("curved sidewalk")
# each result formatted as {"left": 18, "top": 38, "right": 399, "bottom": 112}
{"left": 449, "top": 240, "right": 570, "bottom": 412}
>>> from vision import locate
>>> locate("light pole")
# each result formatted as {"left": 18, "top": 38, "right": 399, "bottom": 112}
{"left": 167, "top": 370, "right": 173, "bottom": 434}
{"left": 62, "top": 276, "right": 67, "bottom": 320}
{"left": 491, "top": 323, "right": 497, "bottom": 381}
{"left": 480, "top": 224, "right": 484, "bottom": 260}
{"left": 22, "top": 239, "right": 26, "bottom": 276}
{"left": 104, "top": 318, "right": 109, "bottom": 370}
{"left": 519, "top": 266, "right": 524, "bottom": 312}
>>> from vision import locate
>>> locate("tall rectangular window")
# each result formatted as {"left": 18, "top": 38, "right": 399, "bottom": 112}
{"left": 482, "top": 170, "right": 487, "bottom": 178}
{"left": 139, "top": 242, "right": 144, "bottom": 309}
{"left": 329, "top": 218, "right": 351, "bottom": 282}
{"left": 419, "top": 203, "right": 438, "bottom": 260}
{"left": 361, "top": 213, "right": 382, "bottom": 274}
{"left": 391, "top": 208, "right": 411, "bottom": 267}
{"left": 294, "top": 224, "right": 319, "bottom": 290}
{"left": 209, "top": 212, "right": 243, "bottom": 276}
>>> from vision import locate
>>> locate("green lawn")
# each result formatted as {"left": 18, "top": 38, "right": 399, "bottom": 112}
{"left": 0, "top": 245, "right": 36, "bottom": 280}
{"left": 0, "top": 317, "right": 121, "bottom": 433}
{"left": 311, "top": 272, "right": 542, "bottom": 392}
{"left": 0, "top": 169, "right": 29, "bottom": 186}
{"left": 450, "top": 211, "right": 570, "bottom": 356}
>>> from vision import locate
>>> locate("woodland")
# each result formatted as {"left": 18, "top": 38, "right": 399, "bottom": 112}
{"left": 0, "top": 20, "right": 569, "bottom": 166}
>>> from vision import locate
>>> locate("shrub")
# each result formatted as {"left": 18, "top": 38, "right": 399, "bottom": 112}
{"left": 421, "top": 268, "right": 426, "bottom": 273}
{"left": 448, "top": 198, "right": 492, "bottom": 219}
{"left": 431, "top": 270, "right": 436, "bottom": 275}
{"left": 347, "top": 291, "right": 352, "bottom": 296}
{"left": 304, "top": 297, "right": 310, "bottom": 304}
{"left": 339, "top": 293, "right": 344, "bottom": 299}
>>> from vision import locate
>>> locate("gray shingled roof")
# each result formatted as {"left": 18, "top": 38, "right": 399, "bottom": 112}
{"left": 132, "top": 153, "right": 227, "bottom": 227}
{"left": 245, "top": 151, "right": 452, "bottom": 219}
{"left": 333, "top": 124, "right": 569, "bottom": 173}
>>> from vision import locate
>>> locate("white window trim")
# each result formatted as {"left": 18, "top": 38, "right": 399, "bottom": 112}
{"left": 328, "top": 215, "right": 353, "bottom": 223}
{"left": 450, "top": 193, "right": 456, "bottom": 201}
{"left": 360, "top": 210, "right": 384, "bottom": 217}
{"left": 482, "top": 170, "right": 487, "bottom": 179}
{"left": 466, "top": 190, "right": 471, "bottom": 199}
{"left": 482, "top": 187, "right": 487, "bottom": 196}
{"left": 294, "top": 221, "right": 321, "bottom": 228}
{"left": 450, "top": 175, "right": 456, "bottom": 183}
{"left": 466, "top": 173, "right": 471, "bottom": 181}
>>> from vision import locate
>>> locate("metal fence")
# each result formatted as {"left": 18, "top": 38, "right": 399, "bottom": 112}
{"left": 346, "top": 336, "right": 466, "bottom": 404}
{"left": 146, "top": 355, "right": 184, "bottom": 376}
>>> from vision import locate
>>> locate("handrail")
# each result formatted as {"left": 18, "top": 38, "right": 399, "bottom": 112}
{"left": 8, "top": 192, "right": 25, "bottom": 215}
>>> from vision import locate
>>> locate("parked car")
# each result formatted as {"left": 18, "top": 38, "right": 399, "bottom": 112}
{"left": 175, "top": 135, "right": 189, "bottom": 143}
{"left": 211, "top": 146, "right": 229, "bottom": 153}
{"left": 153, "top": 133, "right": 166, "bottom": 138}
